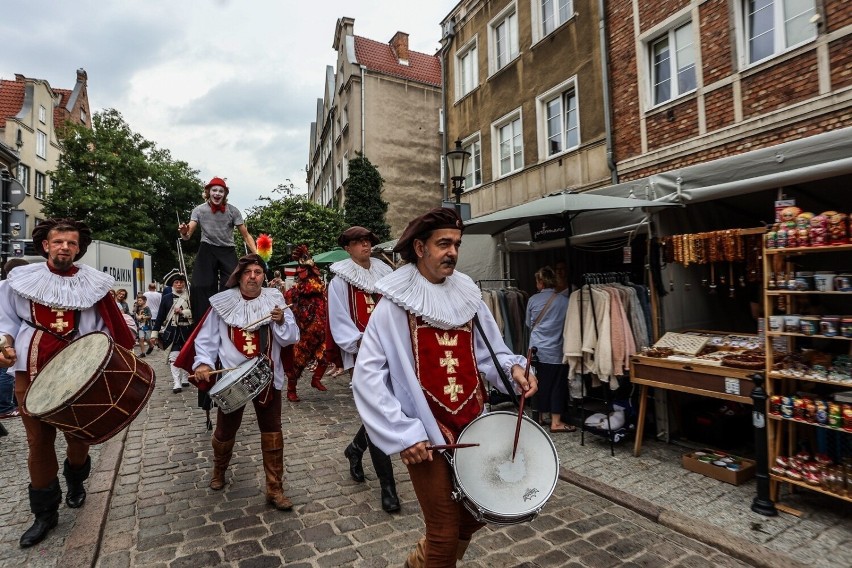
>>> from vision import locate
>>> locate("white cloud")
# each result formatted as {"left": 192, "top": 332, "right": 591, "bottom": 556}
{"left": 1, "top": 0, "right": 455, "bottom": 212}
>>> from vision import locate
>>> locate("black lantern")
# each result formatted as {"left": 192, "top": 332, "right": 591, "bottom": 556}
{"left": 445, "top": 139, "right": 471, "bottom": 205}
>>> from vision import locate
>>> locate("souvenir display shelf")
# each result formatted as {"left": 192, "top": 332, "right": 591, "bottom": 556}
{"left": 763, "top": 242, "right": 852, "bottom": 507}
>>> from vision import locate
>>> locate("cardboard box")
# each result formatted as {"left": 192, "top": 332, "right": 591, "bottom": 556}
{"left": 682, "top": 452, "right": 756, "bottom": 485}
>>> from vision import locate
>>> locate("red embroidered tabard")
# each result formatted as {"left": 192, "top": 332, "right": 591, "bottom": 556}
{"left": 28, "top": 303, "right": 79, "bottom": 373}
{"left": 229, "top": 327, "right": 263, "bottom": 358}
{"left": 409, "top": 315, "right": 484, "bottom": 443}
{"left": 348, "top": 283, "right": 380, "bottom": 332}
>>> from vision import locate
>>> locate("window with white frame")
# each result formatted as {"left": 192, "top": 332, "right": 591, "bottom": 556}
{"left": 490, "top": 4, "right": 519, "bottom": 73}
{"left": 456, "top": 39, "right": 478, "bottom": 98}
{"left": 462, "top": 135, "right": 482, "bottom": 189}
{"left": 35, "top": 172, "right": 46, "bottom": 200}
{"left": 342, "top": 152, "right": 349, "bottom": 181}
{"left": 538, "top": 79, "right": 580, "bottom": 156}
{"left": 541, "top": 0, "right": 573, "bottom": 37}
{"left": 743, "top": 0, "right": 816, "bottom": 65}
{"left": 81, "top": 108, "right": 87, "bottom": 124}
{"left": 17, "top": 164, "right": 30, "bottom": 194}
{"left": 650, "top": 21, "right": 696, "bottom": 106}
{"left": 39, "top": 105, "right": 46, "bottom": 123}
{"left": 342, "top": 105, "right": 349, "bottom": 129}
{"left": 493, "top": 111, "right": 523, "bottom": 176}
{"left": 36, "top": 130, "right": 47, "bottom": 159}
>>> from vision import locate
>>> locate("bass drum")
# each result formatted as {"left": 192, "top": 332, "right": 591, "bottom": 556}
{"left": 451, "top": 411, "right": 559, "bottom": 525}
{"left": 23, "top": 331, "right": 155, "bottom": 444}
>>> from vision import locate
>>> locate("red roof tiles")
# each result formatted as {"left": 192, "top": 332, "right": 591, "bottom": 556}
{"left": 0, "top": 78, "right": 26, "bottom": 129}
{"left": 354, "top": 36, "right": 441, "bottom": 87}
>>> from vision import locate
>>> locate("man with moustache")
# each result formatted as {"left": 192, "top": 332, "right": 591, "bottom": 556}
{"left": 177, "top": 254, "right": 299, "bottom": 510}
{"left": 0, "top": 218, "right": 136, "bottom": 548}
{"left": 351, "top": 208, "right": 538, "bottom": 567}
{"left": 327, "top": 226, "right": 399, "bottom": 512}
{"left": 179, "top": 177, "right": 257, "bottom": 322}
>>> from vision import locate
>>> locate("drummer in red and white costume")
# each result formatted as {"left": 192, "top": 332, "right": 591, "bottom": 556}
{"left": 176, "top": 253, "right": 299, "bottom": 510}
{"left": 328, "top": 226, "right": 401, "bottom": 513}
{"left": 0, "top": 218, "right": 136, "bottom": 548}
{"left": 351, "top": 208, "right": 537, "bottom": 567}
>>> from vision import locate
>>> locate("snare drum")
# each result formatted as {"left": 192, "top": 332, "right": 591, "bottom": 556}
{"left": 23, "top": 332, "right": 155, "bottom": 444}
{"left": 451, "top": 411, "right": 559, "bottom": 525}
{"left": 208, "top": 356, "right": 273, "bottom": 414}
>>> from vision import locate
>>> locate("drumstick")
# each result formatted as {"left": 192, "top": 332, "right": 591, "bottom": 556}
{"left": 243, "top": 304, "right": 292, "bottom": 329}
{"left": 426, "top": 443, "right": 480, "bottom": 451}
{"left": 188, "top": 366, "right": 238, "bottom": 380}
{"left": 511, "top": 347, "right": 536, "bottom": 462}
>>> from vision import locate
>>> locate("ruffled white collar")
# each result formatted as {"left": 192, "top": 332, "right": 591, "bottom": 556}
{"left": 375, "top": 263, "right": 482, "bottom": 330}
{"left": 209, "top": 287, "right": 286, "bottom": 331}
{"left": 8, "top": 262, "right": 114, "bottom": 310}
{"left": 330, "top": 258, "right": 393, "bottom": 293}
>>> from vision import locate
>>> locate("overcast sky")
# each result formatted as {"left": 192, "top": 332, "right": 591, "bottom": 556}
{"left": 1, "top": 0, "right": 456, "bottom": 212}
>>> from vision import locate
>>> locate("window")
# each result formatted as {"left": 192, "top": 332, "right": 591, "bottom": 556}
{"left": 650, "top": 22, "right": 696, "bottom": 105}
{"left": 541, "top": 0, "right": 573, "bottom": 36}
{"left": 456, "top": 39, "right": 478, "bottom": 98}
{"left": 539, "top": 83, "right": 579, "bottom": 156}
{"left": 35, "top": 172, "right": 46, "bottom": 200}
{"left": 490, "top": 4, "right": 519, "bottom": 73}
{"left": 17, "top": 164, "right": 30, "bottom": 194}
{"left": 342, "top": 105, "right": 349, "bottom": 129}
{"left": 462, "top": 135, "right": 482, "bottom": 189}
{"left": 744, "top": 0, "right": 816, "bottom": 65}
{"left": 81, "top": 108, "right": 87, "bottom": 124}
{"left": 36, "top": 130, "right": 47, "bottom": 159}
{"left": 342, "top": 152, "right": 349, "bottom": 181}
{"left": 493, "top": 111, "right": 523, "bottom": 176}
{"left": 39, "top": 105, "right": 46, "bottom": 123}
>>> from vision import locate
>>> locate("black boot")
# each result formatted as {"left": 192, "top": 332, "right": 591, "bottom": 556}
{"left": 20, "top": 479, "right": 61, "bottom": 548}
{"left": 0, "top": 422, "right": 8, "bottom": 437}
{"left": 344, "top": 425, "right": 368, "bottom": 483}
{"left": 369, "top": 442, "right": 400, "bottom": 513}
{"left": 63, "top": 456, "right": 91, "bottom": 509}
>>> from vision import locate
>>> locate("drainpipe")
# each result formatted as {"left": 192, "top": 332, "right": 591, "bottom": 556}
{"left": 439, "top": 19, "right": 456, "bottom": 202}
{"left": 599, "top": 0, "right": 618, "bottom": 184}
{"left": 360, "top": 65, "right": 367, "bottom": 154}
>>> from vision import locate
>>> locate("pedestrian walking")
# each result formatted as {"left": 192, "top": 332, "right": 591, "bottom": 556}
{"left": 175, "top": 253, "right": 299, "bottom": 510}
{"left": 150, "top": 273, "right": 193, "bottom": 393}
{"left": 134, "top": 295, "right": 152, "bottom": 357}
{"left": 0, "top": 218, "right": 136, "bottom": 548}
{"left": 143, "top": 282, "right": 162, "bottom": 333}
{"left": 351, "top": 208, "right": 537, "bottom": 567}
{"left": 328, "top": 226, "right": 400, "bottom": 513}
{"left": 0, "top": 258, "right": 29, "bottom": 422}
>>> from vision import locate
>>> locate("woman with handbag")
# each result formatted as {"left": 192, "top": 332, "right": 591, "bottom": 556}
{"left": 526, "top": 266, "right": 574, "bottom": 433}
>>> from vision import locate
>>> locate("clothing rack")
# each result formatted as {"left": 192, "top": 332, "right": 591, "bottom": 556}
{"left": 477, "top": 278, "right": 517, "bottom": 289}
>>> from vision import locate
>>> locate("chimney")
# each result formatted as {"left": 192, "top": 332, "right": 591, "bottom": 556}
{"left": 390, "top": 31, "right": 409, "bottom": 65}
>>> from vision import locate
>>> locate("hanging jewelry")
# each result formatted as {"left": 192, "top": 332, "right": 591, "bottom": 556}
{"left": 709, "top": 263, "right": 717, "bottom": 294}
{"left": 729, "top": 264, "right": 736, "bottom": 298}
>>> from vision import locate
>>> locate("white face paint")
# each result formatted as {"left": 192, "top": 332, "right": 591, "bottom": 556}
{"left": 209, "top": 186, "right": 226, "bottom": 203}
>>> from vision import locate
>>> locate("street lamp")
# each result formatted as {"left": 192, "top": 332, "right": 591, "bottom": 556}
{"left": 445, "top": 139, "right": 471, "bottom": 205}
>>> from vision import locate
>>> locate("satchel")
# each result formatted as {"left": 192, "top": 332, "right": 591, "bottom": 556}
{"left": 159, "top": 326, "right": 176, "bottom": 350}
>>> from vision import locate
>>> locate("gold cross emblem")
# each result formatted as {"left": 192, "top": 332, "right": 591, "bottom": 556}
{"left": 50, "top": 309, "right": 69, "bottom": 332}
{"left": 241, "top": 330, "right": 257, "bottom": 355}
{"left": 444, "top": 377, "right": 464, "bottom": 403}
{"left": 440, "top": 350, "right": 459, "bottom": 374}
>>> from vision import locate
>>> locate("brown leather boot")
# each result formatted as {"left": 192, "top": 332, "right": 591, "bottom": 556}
{"left": 286, "top": 378, "right": 300, "bottom": 402}
{"left": 404, "top": 536, "right": 426, "bottom": 568}
{"left": 209, "top": 436, "right": 235, "bottom": 490}
{"left": 261, "top": 431, "right": 293, "bottom": 510}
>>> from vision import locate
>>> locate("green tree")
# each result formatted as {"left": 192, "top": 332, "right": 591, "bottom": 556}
{"left": 242, "top": 182, "right": 348, "bottom": 270}
{"left": 344, "top": 154, "right": 391, "bottom": 242}
{"left": 46, "top": 109, "right": 202, "bottom": 279}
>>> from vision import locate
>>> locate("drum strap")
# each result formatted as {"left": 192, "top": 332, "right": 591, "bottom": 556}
{"left": 24, "top": 312, "right": 81, "bottom": 343}
{"left": 472, "top": 315, "right": 519, "bottom": 408}
{"left": 253, "top": 326, "right": 274, "bottom": 407}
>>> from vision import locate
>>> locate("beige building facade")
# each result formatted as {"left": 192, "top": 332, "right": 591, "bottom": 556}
{"left": 307, "top": 17, "right": 444, "bottom": 237}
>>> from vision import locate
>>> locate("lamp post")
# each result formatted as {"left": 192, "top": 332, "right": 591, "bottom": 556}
{"left": 445, "top": 139, "right": 471, "bottom": 210}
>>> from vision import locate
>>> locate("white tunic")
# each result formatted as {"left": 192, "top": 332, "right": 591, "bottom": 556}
{"left": 0, "top": 263, "right": 115, "bottom": 373}
{"left": 192, "top": 287, "right": 299, "bottom": 389}
{"left": 327, "top": 257, "right": 393, "bottom": 370}
{"left": 352, "top": 264, "right": 526, "bottom": 455}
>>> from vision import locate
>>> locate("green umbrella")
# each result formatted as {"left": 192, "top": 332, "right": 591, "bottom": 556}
{"left": 283, "top": 247, "right": 349, "bottom": 267}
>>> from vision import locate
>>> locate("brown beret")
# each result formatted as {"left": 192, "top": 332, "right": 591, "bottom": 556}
{"left": 225, "top": 253, "right": 266, "bottom": 289}
{"left": 32, "top": 218, "right": 93, "bottom": 261}
{"left": 393, "top": 207, "right": 464, "bottom": 256}
{"left": 338, "top": 226, "right": 380, "bottom": 247}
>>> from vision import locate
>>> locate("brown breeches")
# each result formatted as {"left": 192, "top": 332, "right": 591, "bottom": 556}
{"left": 15, "top": 372, "right": 90, "bottom": 488}
{"left": 213, "top": 387, "right": 282, "bottom": 441}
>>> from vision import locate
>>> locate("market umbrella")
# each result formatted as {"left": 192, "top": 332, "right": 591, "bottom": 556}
{"left": 463, "top": 191, "right": 677, "bottom": 236}
{"left": 283, "top": 247, "right": 350, "bottom": 267}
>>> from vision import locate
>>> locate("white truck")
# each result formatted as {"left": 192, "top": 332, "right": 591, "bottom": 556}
{"left": 12, "top": 239, "right": 153, "bottom": 298}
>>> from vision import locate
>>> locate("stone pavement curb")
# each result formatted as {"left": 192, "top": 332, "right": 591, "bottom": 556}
{"left": 562, "top": 469, "right": 809, "bottom": 568}
{"left": 63, "top": 427, "right": 129, "bottom": 568}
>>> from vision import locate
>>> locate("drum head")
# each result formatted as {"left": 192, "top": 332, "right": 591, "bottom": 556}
{"left": 25, "top": 332, "right": 112, "bottom": 416}
{"left": 454, "top": 411, "right": 559, "bottom": 518}
{"left": 209, "top": 358, "right": 259, "bottom": 396}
